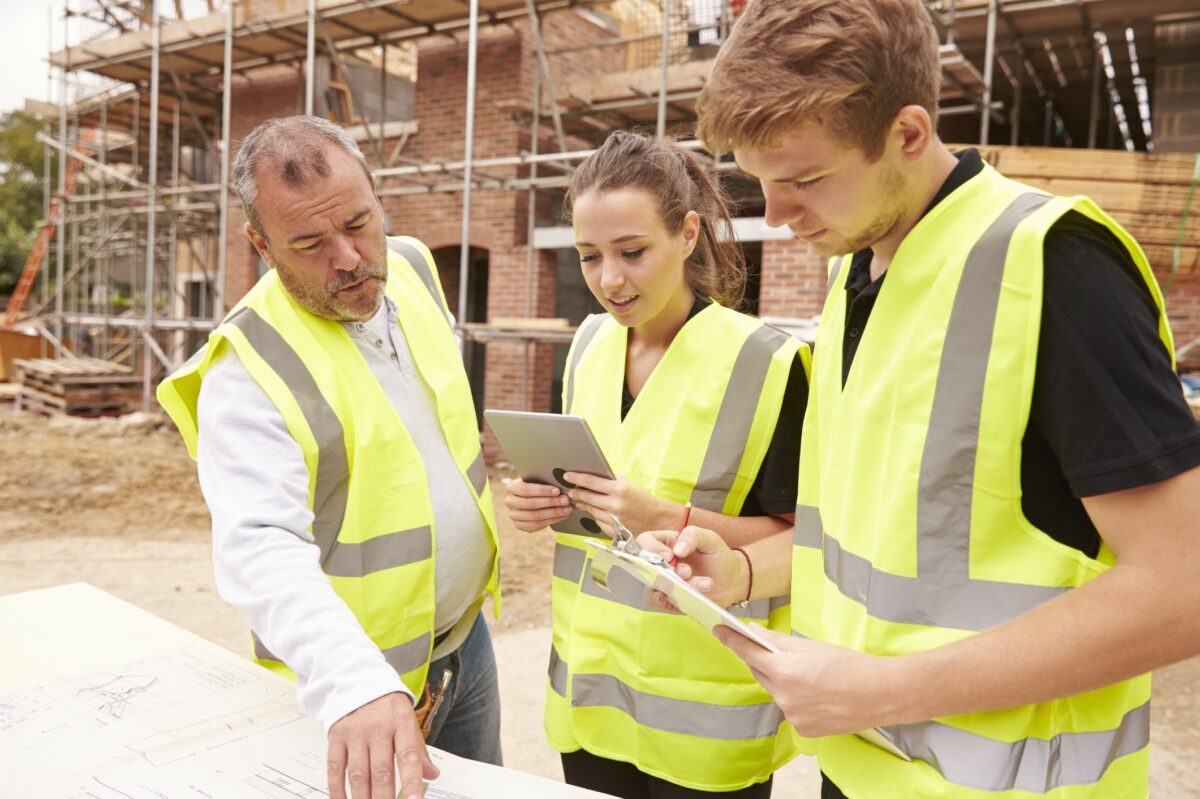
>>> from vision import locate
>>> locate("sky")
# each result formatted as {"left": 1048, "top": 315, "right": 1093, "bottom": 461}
{"left": 1, "top": 2, "right": 58, "bottom": 115}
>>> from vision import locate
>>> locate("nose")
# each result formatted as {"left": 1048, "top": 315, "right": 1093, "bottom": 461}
{"left": 762, "top": 186, "right": 800, "bottom": 229}
{"left": 331, "top": 235, "right": 360, "bottom": 272}
{"left": 599, "top": 256, "right": 625, "bottom": 294}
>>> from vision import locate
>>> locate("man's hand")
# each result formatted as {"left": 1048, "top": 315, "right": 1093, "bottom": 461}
{"left": 565, "top": 472, "right": 673, "bottom": 534}
{"left": 638, "top": 525, "right": 749, "bottom": 608}
{"left": 502, "top": 478, "right": 572, "bottom": 532}
{"left": 327, "top": 692, "right": 439, "bottom": 799}
{"left": 714, "top": 624, "right": 894, "bottom": 737}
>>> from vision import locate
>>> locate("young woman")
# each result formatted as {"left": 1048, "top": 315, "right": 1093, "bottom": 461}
{"left": 504, "top": 130, "right": 812, "bottom": 798}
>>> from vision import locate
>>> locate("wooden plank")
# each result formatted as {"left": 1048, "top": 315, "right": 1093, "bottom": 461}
{"left": 974, "top": 146, "right": 1200, "bottom": 187}
{"left": 487, "top": 317, "right": 571, "bottom": 330}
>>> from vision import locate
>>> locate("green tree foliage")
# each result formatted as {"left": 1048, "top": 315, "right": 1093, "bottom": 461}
{"left": 0, "top": 111, "right": 55, "bottom": 297}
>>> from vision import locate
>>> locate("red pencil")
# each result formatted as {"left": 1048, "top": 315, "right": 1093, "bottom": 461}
{"left": 670, "top": 502, "right": 692, "bottom": 569}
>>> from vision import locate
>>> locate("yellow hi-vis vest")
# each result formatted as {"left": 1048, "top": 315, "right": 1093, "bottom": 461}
{"left": 794, "top": 164, "right": 1167, "bottom": 797}
{"left": 157, "top": 236, "right": 501, "bottom": 696}
{"left": 546, "top": 302, "right": 812, "bottom": 791}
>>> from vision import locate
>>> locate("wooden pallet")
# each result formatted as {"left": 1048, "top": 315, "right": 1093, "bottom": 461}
{"left": 12, "top": 358, "right": 140, "bottom": 417}
{"left": 16, "top": 385, "right": 139, "bottom": 418}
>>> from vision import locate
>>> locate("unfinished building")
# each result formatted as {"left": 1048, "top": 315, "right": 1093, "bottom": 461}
{"left": 5, "top": 0, "right": 1199, "bottom": 448}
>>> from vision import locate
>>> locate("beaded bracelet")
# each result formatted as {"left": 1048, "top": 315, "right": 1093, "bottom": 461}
{"left": 731, "top": 546, "right": 753, "bottom": 608}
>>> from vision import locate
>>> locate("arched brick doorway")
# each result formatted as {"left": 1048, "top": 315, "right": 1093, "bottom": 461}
{"left": 431, "top": 245, "right": 489, "bottom": 423}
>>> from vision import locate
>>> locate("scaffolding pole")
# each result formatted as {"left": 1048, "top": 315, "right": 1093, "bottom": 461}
{"left": 142, "top": 1, "right": 161, "bottom": 410}
{"left": 55, "top": 1, "right": 69, "bottom": 356}
{"left": 216, "top": 1, "right": 233, "bottom": 321}
{"left": 306, "top": 0, "right": 316, "bottom": 115}
{"left": 980, "top": 0, "right": 998, "bottom": 144}
{"left": 458, "top": 0, "right": 480, "bottom": 346}
{"left": 656, "top": 0, "right": 670, "bottom": 140}
{"left": 523, "top": 37, "right": 542, "bottom": 411}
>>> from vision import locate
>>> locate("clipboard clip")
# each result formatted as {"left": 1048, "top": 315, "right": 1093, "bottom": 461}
{"left": 589, "top": 514, "right": 670, "bottom": 595}
{"left": 608, "top": 514, "right": 667, "bottom": 566}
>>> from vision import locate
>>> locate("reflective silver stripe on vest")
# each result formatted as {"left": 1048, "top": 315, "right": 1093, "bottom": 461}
{"left": 827, "top": 255, "right": 847, "bottom": 294}
{"left": 798, "top": 193, "right": 1070, "bottom": 632}
{"left": 691, "top": 323, "right": 794, "bottom": 512}
{"left": 254, "top": 630, "right": 430, "bottom": 681}
{"left": 322, "top": 525, "right": 433, "bottom": 578}
{"left": 548, "top": 642, "right": 568, "bottom": 697}
{"left": 466, "top": 449, "right": 487, "bottom": 496}
{"left": 563, "top": 313, "right": 610, "bottom": 414}
{"left": 252, "top": 631, "right": 278, "bottom": 662}
{"left": 880, "top": 701, "right": 1150, "bottom": 794}
{"left": 553, "top": 542, "right": 587, "bottom": 583}
{"left": 561, "top": 542, "right": 778, "bottom": 619}
{"left": 386, "top": 238, "right": 451, "bottom": 326}
{"left": 382, "top": 632, "right": 432, "bottom": 676}
{"left": 229, "top": 307, "right": 347, "bottom": 557}
{"left": 794, "top": 504, "right": 822, "bottom": 548}
{"left": 572, "top": 672, "right": 785, "bottom": 741}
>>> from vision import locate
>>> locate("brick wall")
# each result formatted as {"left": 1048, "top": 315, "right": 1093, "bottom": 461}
{"left": 1154, "top": 21, "right": 1200, "bottom": 154}
{"left": 757, "top": 238, "right": 828, "bottom": 320}
{"left": 372, "top": 15, "right": 611, "bottom": 460}
{"left": 223, "top": 66, "right": 305, "bottom": 305}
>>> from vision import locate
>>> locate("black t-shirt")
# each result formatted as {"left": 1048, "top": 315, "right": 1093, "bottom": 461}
{"left": 621, "top": 297, "right": 807, "bottom": 517}
{"left": 840, "top": 148, "right": 1200, "bottom": 557}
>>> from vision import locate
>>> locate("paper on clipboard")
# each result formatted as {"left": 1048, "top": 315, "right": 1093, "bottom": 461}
{"left": 583, "top": 539, "right": 780, "bottom": 653}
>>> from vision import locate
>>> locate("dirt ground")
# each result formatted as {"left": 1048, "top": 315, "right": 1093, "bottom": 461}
{"left": 2, "top": 411, "right": 1198, "bottom": 795}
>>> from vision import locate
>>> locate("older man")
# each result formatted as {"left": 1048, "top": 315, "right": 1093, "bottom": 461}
{"left": 157, "top": 116, "right": 501, "bottom": 799}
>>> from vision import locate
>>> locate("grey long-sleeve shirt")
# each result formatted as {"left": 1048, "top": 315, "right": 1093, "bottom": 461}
{"left": 196, "top": 296, "right": 493, "bottom": 731}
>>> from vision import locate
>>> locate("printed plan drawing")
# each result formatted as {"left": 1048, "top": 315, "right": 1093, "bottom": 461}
{"left": 1, "top": 646, "right": 608, "bottom": 799}
{"left": 0, "top": 647, "right": 322, "bottom": 798}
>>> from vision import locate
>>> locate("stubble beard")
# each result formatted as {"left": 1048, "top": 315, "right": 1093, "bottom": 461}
{"left": 276, "top": 256, "right": 388, "bottom": 322}
{"left": 823, "top": 165, "right": 911, "bottom": 257}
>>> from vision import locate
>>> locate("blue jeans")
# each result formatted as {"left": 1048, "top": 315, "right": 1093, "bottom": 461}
{"left": 423, "top": 612, "right": 503, "bottom": 766}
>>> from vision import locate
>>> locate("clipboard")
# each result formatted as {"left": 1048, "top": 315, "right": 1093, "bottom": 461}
{"left": 583, "top": 538, "right": 780, "bottom": 653}
{"left": 585, "top": 534, "right": 914, "bottom": 762}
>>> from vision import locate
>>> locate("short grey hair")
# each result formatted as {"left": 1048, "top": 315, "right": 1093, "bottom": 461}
{"left": 232, "top": 115, "right": 374, "bottom": 237}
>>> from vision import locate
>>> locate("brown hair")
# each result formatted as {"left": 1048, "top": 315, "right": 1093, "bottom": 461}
{"left": 697, "top": 0, "right": 940, "bottom": 159}
{"left": 563, "top": 130, "right": 746, "bottom": 310}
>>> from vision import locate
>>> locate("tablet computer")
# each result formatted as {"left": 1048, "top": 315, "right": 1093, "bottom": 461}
{"left": 484, "top": 409, "right": 616, "bottom": 537}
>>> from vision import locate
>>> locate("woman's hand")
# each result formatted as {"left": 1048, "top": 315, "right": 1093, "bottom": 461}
{"left": 564, "top": 472, "right": 676, "bottom": 534}
{"left": 637, "top": 526, "right": 750, "bottom": 608}
{"left": 502, "top": 477, "right": 572, "bottom": 532}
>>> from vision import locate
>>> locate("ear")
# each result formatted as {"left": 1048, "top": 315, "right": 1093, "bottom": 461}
{"left": 244, "top": 221, "right": 275, "bottom": 270}
{"left": 889, "top": 105, "right": 936, "bottom": 163}
{"left": 681, "top": 210, "right": 701, "bottom": 259}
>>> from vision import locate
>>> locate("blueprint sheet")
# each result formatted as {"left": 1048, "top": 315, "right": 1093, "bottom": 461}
{"left": 0, "top": 584, "right": 608, "bottom": 799}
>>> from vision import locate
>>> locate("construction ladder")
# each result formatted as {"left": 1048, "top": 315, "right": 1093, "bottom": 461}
{"left": 3, "top": 127, "right": 96, "bottom": 328}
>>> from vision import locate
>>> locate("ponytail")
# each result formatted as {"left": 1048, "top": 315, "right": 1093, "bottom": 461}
{"left": 565, "top": 130, "right": 747, "bottom": 310}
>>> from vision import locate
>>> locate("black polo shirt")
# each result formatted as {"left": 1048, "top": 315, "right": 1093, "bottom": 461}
{"left": 823, "top": 149, "right": 1200, "bottom": 798}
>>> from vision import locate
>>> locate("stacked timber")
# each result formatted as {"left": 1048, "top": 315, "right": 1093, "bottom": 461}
{"left": 13, "top": 358, "right": 141, "bottom": 418}
{"left": 975, "top": 146, "right": 1200, "bottom": 276}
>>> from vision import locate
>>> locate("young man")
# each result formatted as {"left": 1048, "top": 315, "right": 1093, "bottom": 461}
{"left": 157, "top": 116, "right": 502, "bottom": 799}
{"left": 641, "top": 1, "right": 1200, "bottom": 796}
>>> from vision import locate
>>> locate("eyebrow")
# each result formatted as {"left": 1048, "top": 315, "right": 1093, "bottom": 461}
{"left": 772, "top": 170, "right": 822, "bottom": 184}
{"left": 286, "top": 209, "right": 371, "bottom": 247}
{"left": 575, "top": 234, "right": 648, "bottom": 248}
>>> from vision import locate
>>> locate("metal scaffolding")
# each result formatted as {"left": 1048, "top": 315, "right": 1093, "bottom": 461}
{"left": 11, "top": 0, "right": 1195, "bottom": 411}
